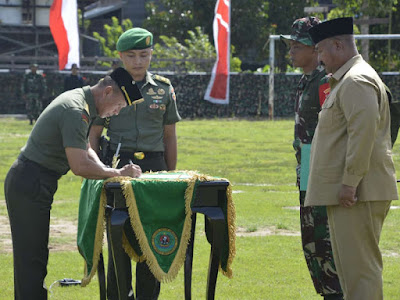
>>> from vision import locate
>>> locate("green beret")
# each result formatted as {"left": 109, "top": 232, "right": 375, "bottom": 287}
{"left": 116, "top": 28, "right": 153, "bottom": 52}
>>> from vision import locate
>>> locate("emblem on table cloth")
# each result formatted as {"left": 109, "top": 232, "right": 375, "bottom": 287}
{"left": 152, "top": 228, "right": 178, "bottom": 255}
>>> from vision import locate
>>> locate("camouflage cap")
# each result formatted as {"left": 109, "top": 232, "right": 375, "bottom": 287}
{"left": 116, "top": 28, "right": 153, "bottom": 52}
{"left": 280, "top": 16, "right": 321, "bottom": 46}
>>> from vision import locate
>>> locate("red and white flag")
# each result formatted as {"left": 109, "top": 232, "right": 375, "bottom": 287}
{"left": 49, "top": 0, "right": 80, "bottom": 70}
{"left": 204, "top": 0, "right": 231, "bottom": 104}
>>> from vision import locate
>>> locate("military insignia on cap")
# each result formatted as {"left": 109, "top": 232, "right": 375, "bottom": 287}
{"left": 152, "top": 228, "right": 178, "bottom": 255}
{"left": 146, "top": 36, "right": 151, "bottom": 45}
{"left": 147, "top": 88, "right": 156, "bottom": 95}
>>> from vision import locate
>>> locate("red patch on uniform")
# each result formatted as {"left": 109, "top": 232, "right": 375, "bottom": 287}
{"left": 319, "top": 82, "right": 330, "bottom": 106}
{"left": 81, "top": 114, "right": 89, "bottom": 124}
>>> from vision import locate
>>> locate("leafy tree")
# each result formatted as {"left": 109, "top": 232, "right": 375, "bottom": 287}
{"left": 267, "top": 1, "right": 313, "bottom": 72}
{"left": 92, "top": 19, "right": 241, "bottom": 72}
{"left": 92, "top": 17, "right": 133, "bottom": 64}
{"left": 152, "top": 26, "right": 241, "bottom": 72}
{"left": 143, "top": 0, "right": 269, "bottom": 71}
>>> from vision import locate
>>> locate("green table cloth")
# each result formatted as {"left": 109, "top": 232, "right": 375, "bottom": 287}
{"left": 77, "top": 171, "right": 236, "bottom": 286}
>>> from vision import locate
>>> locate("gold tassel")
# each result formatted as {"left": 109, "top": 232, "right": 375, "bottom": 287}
{"left": 81, "top": 182, "right": 107, "bottom": 287}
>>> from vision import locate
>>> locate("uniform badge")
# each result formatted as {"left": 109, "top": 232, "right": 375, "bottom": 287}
{"left": 147, "top": 88, "right": 156, "bottom": 95}
{"left": 159, "top": 104, "right": 166, "bottom": 111}
{"left": 157, "top": 89, "right": 165, "bottom": 95}
{"left": 319, "top": 82, "right": 331, "bottom": 106}
{"left": 81, "top": 114, "right": 89, "bottom": 124}
{"left": 150, "top": 103, "right": 159, "bottom": 109}
{"left": 151, "top": 95, "right": 163, "bottom": 100}
{"left": 152, "top": 228, "right": 178, "bottom": 255}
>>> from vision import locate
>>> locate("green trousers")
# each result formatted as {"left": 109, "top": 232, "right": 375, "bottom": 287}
{"left": 5, "top": 155, "right": 61, "bottom": 300}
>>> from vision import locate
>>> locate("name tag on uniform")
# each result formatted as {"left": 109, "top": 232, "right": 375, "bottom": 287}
{"left": 300, "top": 144, "right": 311, "bottom": 191}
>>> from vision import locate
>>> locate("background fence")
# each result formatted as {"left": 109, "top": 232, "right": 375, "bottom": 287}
{"left": 1, "top": 72, "right": 400, "bottom": 118}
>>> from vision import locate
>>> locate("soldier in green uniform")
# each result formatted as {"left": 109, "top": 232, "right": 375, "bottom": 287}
{"left": 5, "top": 68, "right": 142, "bottom": 300}
{"left": 280, "top": 17, "right": 343, "bottom": 300}
{"left": 21, "top": 63, "right": 47, "bottom": 125}
{"left": 89, "top": 28, "right": 181, "bottom": 300}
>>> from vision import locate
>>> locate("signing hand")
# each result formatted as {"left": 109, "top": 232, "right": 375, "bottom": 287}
{"left": 339, "top": 184, "right": 357, "bottom": 208}
{"left": 119, "top": 163, "right": 142, "bottom": 178}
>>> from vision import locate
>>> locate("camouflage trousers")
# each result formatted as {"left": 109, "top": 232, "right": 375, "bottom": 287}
{"left": 299, "top": 190, "right": 343, "bottom": 296}
{"left": 25, "top": 94, "right": 42, "bottom": 122}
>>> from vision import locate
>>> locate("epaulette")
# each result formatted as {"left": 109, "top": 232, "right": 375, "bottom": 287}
{"left": 84, "top": 103, "right": 90, "bottom": 116}
{"left": 152, "top": 74, "right": 171, "bottom": 85}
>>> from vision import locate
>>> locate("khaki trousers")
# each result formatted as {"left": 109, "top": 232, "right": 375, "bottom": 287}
{"left": 327, "top": 201, "right": 391, "bottom": 300}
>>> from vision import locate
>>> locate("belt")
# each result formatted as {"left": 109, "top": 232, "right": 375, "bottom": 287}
{"left": 18, "top": 154, "right": 62, "bottom": 179}
{"left": 118, "top": 151, "right": 164, "bottom": 160}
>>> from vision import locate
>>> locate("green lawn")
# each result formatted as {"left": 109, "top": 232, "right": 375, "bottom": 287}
{"left": 1, "top": 117, "right": 400, "bottom": 299}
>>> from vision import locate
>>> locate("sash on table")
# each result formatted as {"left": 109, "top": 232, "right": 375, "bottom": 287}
{"left": 77, "top": 171, "right": 236, "bottom": 286}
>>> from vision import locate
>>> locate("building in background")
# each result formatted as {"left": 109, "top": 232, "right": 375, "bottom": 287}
{"left": 0, "top": 0, "right": 150, "bottom": 71}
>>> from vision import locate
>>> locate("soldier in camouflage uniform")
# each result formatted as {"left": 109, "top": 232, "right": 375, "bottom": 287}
{"left": 21, "top": 63, "right": 46, "bottom": 125}
{"left": 281, "top": 17, "right": 343, "bottom": 300}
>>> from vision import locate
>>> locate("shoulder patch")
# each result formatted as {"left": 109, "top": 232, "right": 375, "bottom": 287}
{"left": 152, "top": 74, "right": 171, "bottom": 85}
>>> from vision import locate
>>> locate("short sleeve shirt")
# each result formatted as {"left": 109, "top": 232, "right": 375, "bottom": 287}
{"left": 93, "top": 71, "right": 181, "bottom": 152}
{"left": 21, "top": 86, "right": 98, "bottom": 174}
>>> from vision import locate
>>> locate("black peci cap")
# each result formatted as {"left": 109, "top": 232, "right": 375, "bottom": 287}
{"left": 109, "top": 67, "right": 143, "bottom": 106}
{"left": 308, "top": 17, "right": 353, "bottom": 45}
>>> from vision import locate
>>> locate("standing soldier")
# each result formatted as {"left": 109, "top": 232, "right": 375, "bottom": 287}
{"left": 21, "top": 63, "right": 47, "bottom": 125}
{"left": 89, "top": 27, "right": 181, "bottom": 300}
{"left": 280, "top": 17, "right": 343, "bottom": 300}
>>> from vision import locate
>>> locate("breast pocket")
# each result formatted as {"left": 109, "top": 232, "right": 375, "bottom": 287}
{"left": 317, "top": 97, "right": 335, "bottom": 128}
{"left": 146, "top": 103, "right": 165, "bottom": 120}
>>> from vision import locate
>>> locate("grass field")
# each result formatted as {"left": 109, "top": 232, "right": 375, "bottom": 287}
{"left": 1, "top": 117, "right": 400, "bottom": 299}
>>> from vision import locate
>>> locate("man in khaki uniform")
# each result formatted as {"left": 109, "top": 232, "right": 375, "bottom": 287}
{"left": 305, "top": 17, "right": 398, "bottom": 300}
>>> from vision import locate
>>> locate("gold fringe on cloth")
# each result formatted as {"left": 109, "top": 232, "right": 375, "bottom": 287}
{"left": 80, "top": 171, "right": 236, "bottom": 285}
{"left": 80, "top": 185, "right": 106, "bottom": 286}
{"left": 120, "top": 175, "right": 195, "bottom": 283}
{"left": 80, "top": 176, "right": 132, "bottom": 287}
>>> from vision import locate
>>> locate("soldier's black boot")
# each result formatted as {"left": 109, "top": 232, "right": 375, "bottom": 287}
{"left": 324, "top": 293, "right": 344, "bottom": 300}
{"left": 29, "top": 118, "right": 33, "bottom": 125}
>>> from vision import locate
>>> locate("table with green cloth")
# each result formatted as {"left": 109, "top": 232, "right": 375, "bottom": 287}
{"left": 77, "top": 170, "right": 236, "bottom": 297}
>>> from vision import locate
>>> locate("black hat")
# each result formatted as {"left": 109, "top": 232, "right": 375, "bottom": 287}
{"left": 308, "top": 17, "right": 353, "bottom": 44}
{"left": 109, "top": 67, "right": 143, "bottom": 106}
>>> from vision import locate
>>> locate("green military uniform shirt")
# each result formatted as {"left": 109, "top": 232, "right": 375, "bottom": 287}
{"left": 93, "top": 72, "right": 181, "bottom": 152}
{"left": 21, "top": 86, "right": 98, "bottom": 175}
